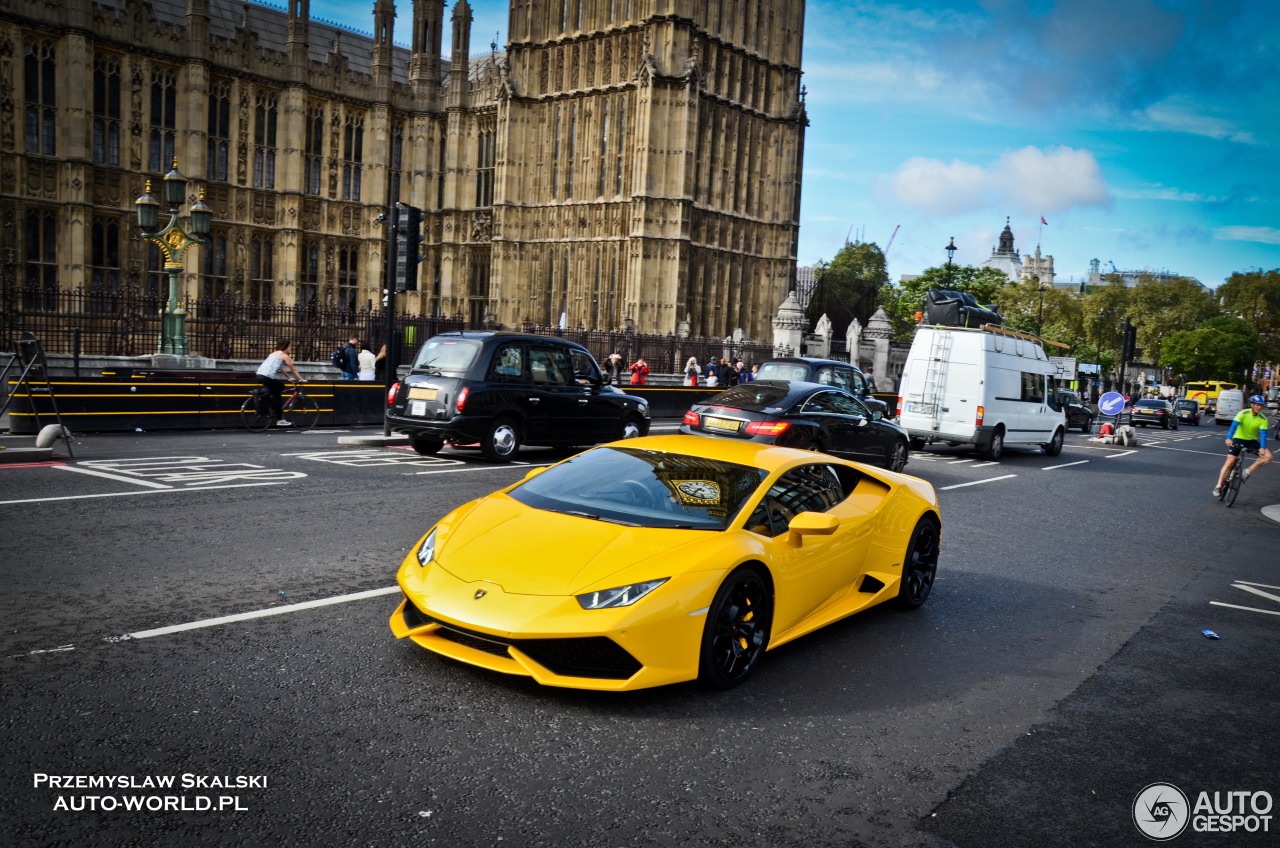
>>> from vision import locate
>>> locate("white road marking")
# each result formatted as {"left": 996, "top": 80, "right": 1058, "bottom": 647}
{"left": 969, "top": 461, "right": 1000, "bottom": 469}
{"left": 118, "top": 586, "right": 403, "bottom": 640}
{"left": 413, "top": 462, "right": 552, "bottom": 476}
{"left": 1043, "top": 460, "right": 1090, "bottom": 470}
{"left": 1102, "top": 450, "right": 1138, "bottom": 459}
{"left": 9, "top": 644, "right": 75, "bottom": 658}
{"left": 940, "top": 474, "right": 1016, "bottom": 490}
{"left": 53, "top": 464, "right": 171, "bottom": 489}
{"left": 1208, "top": 581, "right": 1280, "bottom": 617}
{"left": 0, "top": 482, "right": 290, "bottom": 506}
{"left": 1208, "top": 601, "right": 1280, "bottom": 617}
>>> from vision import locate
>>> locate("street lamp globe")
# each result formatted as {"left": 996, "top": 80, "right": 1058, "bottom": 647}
{"left": 162, "top": 162, "right": 188, "bottom": 209}
{"left": 189, "top": 191, "right": 213, "bottom": 239}
{"left": 134, "top": 182, "right": 159, "bottom": 233}
{"left": 944, "top": 237, "right": 957, "bottom": 287}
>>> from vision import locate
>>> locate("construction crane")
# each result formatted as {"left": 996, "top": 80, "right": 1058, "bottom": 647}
{"left": 883, "top": 224, "right": 900, "bottom": 256}
{"left": 1108, "top": 260, "right": 1119, "bottom": 273}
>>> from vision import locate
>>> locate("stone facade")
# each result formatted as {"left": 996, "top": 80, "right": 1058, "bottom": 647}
{"left": 0, "top": 0, "right": 807, "bottom": 345}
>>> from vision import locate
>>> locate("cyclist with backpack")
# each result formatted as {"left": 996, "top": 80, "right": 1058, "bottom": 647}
{"left": 1213, "top": 394, "right": 1272, "bottom": 497}
{"left": 257, "top": 339, "right": 305, "bottom": 427}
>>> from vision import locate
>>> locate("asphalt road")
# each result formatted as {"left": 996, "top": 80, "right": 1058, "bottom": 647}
{"left": 1, "top": 421, "right": 1276, "bottom": 847}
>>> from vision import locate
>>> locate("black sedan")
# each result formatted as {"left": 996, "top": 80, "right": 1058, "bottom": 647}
{"left": 1059, "top": 390, "right": 1094, "bottom": 432}
{"left": 680, "top": 381, "right": 910, "bottom": 472}
{"left": 1131, "top": 398, "right": 1178, "bottom": 429}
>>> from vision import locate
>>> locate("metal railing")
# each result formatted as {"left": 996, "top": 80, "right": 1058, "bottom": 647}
{"left": 1, "top": 284, "right": 778, "bottom": 371}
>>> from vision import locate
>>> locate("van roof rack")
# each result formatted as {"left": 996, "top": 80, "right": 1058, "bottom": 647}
{"left": 978, "top": 323, "right": 1071, "bottom": 350}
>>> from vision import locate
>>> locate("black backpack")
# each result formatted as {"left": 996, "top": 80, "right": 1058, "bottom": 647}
{"left": 330, "top": 347, "right": 347, "bottom": 371}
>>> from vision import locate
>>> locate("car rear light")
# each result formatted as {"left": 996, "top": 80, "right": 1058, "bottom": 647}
{"left": 682, "top": 410, "right": 700, "bottom": 426}
{"left": 895, "top": 396, "right": 903, "bottom": 417}
{"left": 745, "top": 421, "right": 791, "bottom": 437}
{"left": 455, "top": 386, "right": 469, "bottom": 412}
{"left": 387, "top": 382, "right": 400, "bottom": 406}
{"left": 976, "top": 405, "right": 985, "bottom": 427}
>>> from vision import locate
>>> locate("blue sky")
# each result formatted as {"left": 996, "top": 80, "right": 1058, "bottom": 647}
{"left": 309, "top": 0, "right": 1280, "bottom": 289}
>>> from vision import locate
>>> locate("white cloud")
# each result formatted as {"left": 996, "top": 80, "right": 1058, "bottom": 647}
{"left": 1113, "top": 185, "right": 1224, "bottom": 203}
{"left": 1139, "top": 100, "right": 1258, "bottom": 144}
{"left": 1214, "top": 226, "right": 1280, "bottom": 246}
{"left": 887, "top": 146, "right": 1110, "bottom": 216}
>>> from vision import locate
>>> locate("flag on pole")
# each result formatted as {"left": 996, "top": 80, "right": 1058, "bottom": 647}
{"left": 1040, "top": 216, "right": 1048, "bottom": 225}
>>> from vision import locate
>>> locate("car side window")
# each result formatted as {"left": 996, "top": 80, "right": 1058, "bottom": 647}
{"left": 529, "top": 346, "right": 572, "bottom": 386}
{"left": 842, "top": 369, "right": 861, "bottom": 393}
{"left": 745, "top": 464, "right": 846, "bottom": 538}
{"left": 1020, "top": 372, "right": 1045, "bottom": 403}
{"left": 800, "top": 391, "right": 841, "bottom": 414}
{"left": 827, "top": 392, "right": 869, "bottom": 418}
{"left": 570, "top": 350, "right": 600, "bottom": 384}
{"left": 488, "top": 344, "right": 525, "bottom": 382}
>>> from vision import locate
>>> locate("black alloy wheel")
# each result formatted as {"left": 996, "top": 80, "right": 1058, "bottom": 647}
{"left": 699, "top": 565, "right": 772, "bottom": 689}
{"left": 895, "top": 516, "right": 940, "bottom": 609}
{"left": 888, "top": 439, "right": 909, "bottom": 472}
{"left": 622, "top": 416, "right": 645, "bottom": 440}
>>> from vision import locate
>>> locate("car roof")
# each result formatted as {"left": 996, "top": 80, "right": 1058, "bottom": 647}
{"left": 762, "top": 357, "right": 856, "bottom": 368}
{"left": 603, "top": 433, "right": 860, "bottom": 473}
{"left": 428, "top": 330, "right": 590, "bottom": 349}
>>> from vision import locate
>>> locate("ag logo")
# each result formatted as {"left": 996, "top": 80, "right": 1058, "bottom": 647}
{"left": 1133, "top": 783, "right": 1190, "bottom": 840}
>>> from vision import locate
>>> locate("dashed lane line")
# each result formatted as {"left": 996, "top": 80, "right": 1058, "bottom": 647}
{"left": 1043, "top": 460, "right": 1090, "bottom": 470}
{"left": 939, "top": 474, "right": 1017, "bottom": 490}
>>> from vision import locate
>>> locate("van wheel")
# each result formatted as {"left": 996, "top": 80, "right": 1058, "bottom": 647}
{"left": 909, "top": 437, "right": 926, "bottom": 451}
{"left": 1043, "top": 428, "right": 1064, "bottom": 457}
{"left": 481, "top": 417, "right": 521, "bottom": 462}
{"left": 983, "top": 428, "right": 1004, "bottom": 461}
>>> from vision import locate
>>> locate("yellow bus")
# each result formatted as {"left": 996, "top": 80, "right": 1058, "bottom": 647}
{"left": 1183, "top": 380, "right": 1239, "bottom": 415}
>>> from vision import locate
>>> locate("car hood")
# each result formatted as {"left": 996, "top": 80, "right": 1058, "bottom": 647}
{"left": 433, "top": 494, "right": 711, "bottom": 595}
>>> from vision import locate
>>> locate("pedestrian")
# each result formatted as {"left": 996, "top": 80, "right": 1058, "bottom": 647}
{"left": 628, "top": 357, "right": 649, "bottom": 386}
{"left": 605, "top": 352, "right": 625, "bottom": 386}
{"left": 357, "top": 341, "right": 376, "bottom": 380}
{"left": 864, "top": 366, "right": 878, "bottom": 392}
{"left": 732, "top": 360, "right": 746, "bottom": 385}
{"left": 705, "top": 356, "right": 720, "bottom": 383}
{"left": 373, "top": 343, "right": 388, "bottom": 382}
{"left": 683, "top": 356, "right": 700, "bottom": 387}
{"left": 256, "top": 338, "right": 305, "bottom": 426}
{"left": 715, "top": 357, "right": 733, "bottom": 387}
{"left": 339, "top": 335, "right": 360, "bottom": 381}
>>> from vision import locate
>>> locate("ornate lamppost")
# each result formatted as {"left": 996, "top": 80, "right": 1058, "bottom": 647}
{"left": 135, "top": 162, "right": 212, "bottom": 355}
{"left": 944, "top": 237, "right": 957, "bottom": 287}
{"left": 1037, "top": 283, "right": 1046, "bottom": 336}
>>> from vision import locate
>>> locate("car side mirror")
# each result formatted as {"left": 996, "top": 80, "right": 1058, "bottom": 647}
{"left": 869, "top": 411, "right": 882, "bottom": 422}
{"left": 787, "top": 511, "right": 838, "bottom": 543}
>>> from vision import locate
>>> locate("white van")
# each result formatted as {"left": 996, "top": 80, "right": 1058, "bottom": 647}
{"left": 1214, "top": 389, "right": 1244, "bottom": 425}
{"left": 896, "top": 325, "right": 1067, "bottom": 460}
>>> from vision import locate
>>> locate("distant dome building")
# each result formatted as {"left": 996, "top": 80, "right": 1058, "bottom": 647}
{"left": 981, "top": 217, "right": 1054, "bottom": 285}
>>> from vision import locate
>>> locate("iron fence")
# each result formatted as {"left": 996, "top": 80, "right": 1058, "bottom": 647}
{"left": 1, "top": 284, "right": 777, "bottom": 372}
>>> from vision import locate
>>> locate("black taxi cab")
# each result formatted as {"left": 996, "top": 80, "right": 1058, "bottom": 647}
{"left": 385, "top": 332, "right": 650, "bottom": 461}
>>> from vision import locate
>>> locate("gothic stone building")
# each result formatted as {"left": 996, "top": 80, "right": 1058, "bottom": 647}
{"left": 0, "top": 0, "right": 807, "bottom": 343}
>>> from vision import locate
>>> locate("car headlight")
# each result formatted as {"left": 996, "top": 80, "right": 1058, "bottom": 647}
{"left": 576, "top": 579, "right": 667, "bottom": 610}
{"left": 416, "top": 529, "right": 437, "bottom": 567}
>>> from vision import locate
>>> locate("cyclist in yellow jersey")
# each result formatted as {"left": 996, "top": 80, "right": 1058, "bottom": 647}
{"left": 1213, "top": 394, "right": 1272, "bottom": 496}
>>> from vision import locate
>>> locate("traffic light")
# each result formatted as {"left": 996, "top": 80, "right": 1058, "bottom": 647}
{"left": 1121, "top": 318, "right": 1136, "bottom": 363}
{"left": 395, "top": 203, "right": 424, "bottom": 292}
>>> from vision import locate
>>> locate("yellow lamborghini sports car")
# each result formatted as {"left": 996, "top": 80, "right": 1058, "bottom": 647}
{"left": 389, "top": 434, "right": 941, "bottom": 691}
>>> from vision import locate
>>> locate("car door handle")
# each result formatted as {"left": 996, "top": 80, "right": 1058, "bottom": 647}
{"left": 528, "top": 397, "right": 540, "bottom": 404}
{"left": 578, "top": 398, "right": 588, "bottom": 405}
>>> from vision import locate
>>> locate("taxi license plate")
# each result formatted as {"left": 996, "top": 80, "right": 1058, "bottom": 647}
{"left": 409, "top": 400, "right": 427, "bottom": 417}
{"left": 908, "top": 402, "right": 936, "bottom": 415}
{"left": 703, "top": 416, "right": 741, "bottom": 432}
{"left": 408, "top": 387, "right": 439, "bottom": 401}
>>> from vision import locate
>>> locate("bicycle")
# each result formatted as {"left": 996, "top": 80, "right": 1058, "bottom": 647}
{"left": 241, "top": 383, "right": 319, "bottom": 433}
{"left": 1218, "top": 446, "right": 1259, "bottom": 508}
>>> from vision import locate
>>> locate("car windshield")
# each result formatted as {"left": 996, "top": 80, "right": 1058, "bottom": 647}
{"left": 1175, "top": 400, "right": 1197, "bottom": 409}
{"left": 411, "top": 338, "right": 482, "bottom": 373}
{"left": 705, "top": 383, "right": 791, "bottom": 412}
{"left": 1135, "top": 400, "right": 1166, "bottom": 409}
{"left": 509, "top": 446, "right": 768, "bottom": 530}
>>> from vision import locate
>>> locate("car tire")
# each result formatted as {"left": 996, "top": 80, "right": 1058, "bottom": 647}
{"left": 410, "top": 437, "right": 444, "bottom": 456}
{"left": 1043, "top": 427, "right": 1064, "bottom": 457}
{"left": 888, "top": 439, "right": 909, "bottom": 472}
{"left": 910, "top": 437, "right": 926, "bottom": 451}
{"left": 802, "top": 441, "right": 823, "bottom": 453}
{"left": 982, "top": 427, "right": 1004, "bottom": 461}
{"left": 699, "top": 564, "right": 772, "bottom": 689}
{"left": 1081, "top": 416, "right": 1093, "bottom": 434}
{"left": 621, "top": 415, "right": 646, "bottom": 440}
{"left": 481, "top": 417, "right": 521, "bottom": 462}
{"left": 895, "top": 516, "right": 940, "bottom": 610}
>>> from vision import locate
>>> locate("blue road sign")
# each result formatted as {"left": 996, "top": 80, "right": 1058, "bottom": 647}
{"left": 1099, "top": 391, "right": 1126, "bottom": 415}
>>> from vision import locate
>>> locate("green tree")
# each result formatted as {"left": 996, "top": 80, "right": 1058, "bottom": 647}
{"left": 1216, "top": 268, "right": 1280, "bottom": 366}
{"left": 805, "top": 241, "right": 890, "bottom": 341}
{"left": 1081, "top": 283, "right": 1130, "bottom": 373}
{"left": 1126, "top": 276, "right": 1217, "bottom": 367}
{"left": 881, "top": 265, "right": 1008, "bottom": 341}
{"left": 1161, "top": 317, "right": 1257, "bottom": 381}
